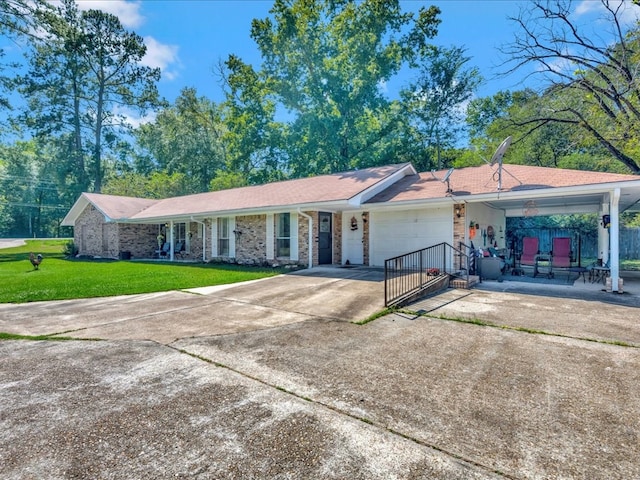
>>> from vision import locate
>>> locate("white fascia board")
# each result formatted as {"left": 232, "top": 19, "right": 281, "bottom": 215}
{"left": 364, "top": 197, "right": 455, "bottom": 213}
{"left": 504, "top": 204, "right": 599, "bottom": 217}
{"left": 436, "top": 183, "right": 626, "bottom": 207}
{"left": 348, "top": 163, "right": 416, "bottom": 206}
{"left": 493, "top": 182, "right": 639, "bottom": 201}
{"left": 61, "top": 194, "right": 117, "bottom": 226}
{"left": 125, "top": 201, "right": 353, "bottom": 224}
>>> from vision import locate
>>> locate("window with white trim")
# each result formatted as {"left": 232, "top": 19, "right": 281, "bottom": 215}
{"left": 218, "top": 217, "right": 230, "bottom": 257}
{"left": 276, "top": 213, "right": 290, "bottom": 258}
{"left": 175, "top": 222, "right": 186, "bottom": 243}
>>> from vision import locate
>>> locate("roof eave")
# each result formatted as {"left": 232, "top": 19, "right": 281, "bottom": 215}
{"left": 348, "top": 163, "right": 416, "bottom": 206}
{"left": 61, "top": 194, "right": 116, "bottom": 226}
{"left": 126, "top": 199, "right": 356, "bottom": 223}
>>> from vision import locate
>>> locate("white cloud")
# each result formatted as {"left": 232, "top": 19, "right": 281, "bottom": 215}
{"left": 113, "top": 105, "right": 156, "bottom": 129}
{"left": 76, "top": 0, "right": 144, "bottom": 29}
{"left": 142, "top": 36, "right": 180, "bottom": 81}
{"left": 574, "top": 0, "right": 601, "bottom": 16}
{"left": 574, "top": 0, "right": 640, "bottom": 25}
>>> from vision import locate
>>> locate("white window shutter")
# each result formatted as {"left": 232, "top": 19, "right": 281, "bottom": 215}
{"left": 211, "top": 218, "right": 218, "bottom": 257}
{"left": 229, "top": 217, "right": 236, "bottom": 258}
{"left": 266, "top": 213, "right": 274, "bottom": 260}
{"left": 290, "top": 211, "right": 299, "bottom": 261}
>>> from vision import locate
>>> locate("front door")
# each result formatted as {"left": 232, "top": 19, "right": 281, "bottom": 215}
{"left": 318, "top": 212, "right": 332, "bottom": 264}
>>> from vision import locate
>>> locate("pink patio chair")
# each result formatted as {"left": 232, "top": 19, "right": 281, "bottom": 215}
{"left": 520, "top": 237, "right": 539, "bottom": 266}
{"left": 551, "top": 237, "right": 571, "bottom": 268}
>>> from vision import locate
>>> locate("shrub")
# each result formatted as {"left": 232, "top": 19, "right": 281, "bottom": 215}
{"left": 62, "top": 241, "right": 78, "bottom": 258}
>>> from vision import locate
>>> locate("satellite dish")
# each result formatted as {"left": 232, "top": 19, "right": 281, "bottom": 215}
{"left": 431, "top": 168, "right": 454, "bottom": 193}
{"left": 489, "top": 136, "right": 512, "bottom": 166}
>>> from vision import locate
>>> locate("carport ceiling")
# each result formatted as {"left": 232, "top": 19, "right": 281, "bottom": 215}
{"left": 483, "top": 188, "right": 640, "bottom": 217}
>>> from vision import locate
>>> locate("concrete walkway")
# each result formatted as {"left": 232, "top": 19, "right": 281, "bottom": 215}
{"left": 1, "top": 266, "right": 640, "bottom": 479}
{"left": 0, "top": 238, "right": 26, "bottom": 249}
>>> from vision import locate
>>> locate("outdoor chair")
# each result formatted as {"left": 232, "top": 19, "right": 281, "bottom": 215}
{"left": 174, "top": 241, "right": 186, "bottom": 259}
{"left": 551, "top": 237, "right": 571, "bottom": 268}
{"left": 520, "top": 237, "right": 539, "bottom": 266}
{"left": 157, "top": 242, "right": 171, "bottom": 259}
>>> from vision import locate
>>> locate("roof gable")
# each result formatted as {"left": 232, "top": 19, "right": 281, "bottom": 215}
{"left": 61, "top": 193, "right": 159, "bottom": 226}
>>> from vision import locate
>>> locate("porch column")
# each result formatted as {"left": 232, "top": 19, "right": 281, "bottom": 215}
{"left": 610, "top": 189, "right": 620, "bottom": 291}
{"left": 598, "top": 202, "right": 610, "bottom": 265}
{"left": 169, "top": 220, "right": 175, "bottom": 261}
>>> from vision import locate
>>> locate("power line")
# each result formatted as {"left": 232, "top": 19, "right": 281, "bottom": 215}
{"left": 0, "top": 201, "right": 69, "bottom": 210}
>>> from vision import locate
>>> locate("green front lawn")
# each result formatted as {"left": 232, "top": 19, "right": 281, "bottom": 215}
{"left": 0, "top": 240, "right": 285, "bottom": 303}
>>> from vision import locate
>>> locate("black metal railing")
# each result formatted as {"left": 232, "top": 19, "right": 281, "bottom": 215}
{"left": 458, "top": 241, "right": 478, "bottom": 278}
{"left": 384, "top": 242, "right": 471, "bottom": 307}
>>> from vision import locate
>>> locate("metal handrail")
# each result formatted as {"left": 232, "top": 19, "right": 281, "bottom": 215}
{"left": 384, "top": 242, "right": 471, "bottom": 307}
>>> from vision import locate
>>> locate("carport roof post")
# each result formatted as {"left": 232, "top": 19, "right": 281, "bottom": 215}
{"left": 610, "top": 188, "right": 620, "bottom": 291}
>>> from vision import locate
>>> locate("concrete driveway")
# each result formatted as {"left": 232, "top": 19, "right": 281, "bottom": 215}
{"left": 1, "top": 267, "right": 640, "bottom": 479}
{"left": 0, "top": 267, "right": 385, "bottom": 343}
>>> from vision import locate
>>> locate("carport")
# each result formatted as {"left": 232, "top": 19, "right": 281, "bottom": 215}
{"left": 362, "top": 164, "right": 640, "bottom": 295}
{"left": 474, "top": 180, "right": 640, "bottom": 291}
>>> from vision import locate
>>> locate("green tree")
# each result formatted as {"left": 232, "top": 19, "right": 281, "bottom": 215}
{"left": 233, "top": 0, "right": 441, "bottom": 176}
{"left": 102, "top": 171, "right": 190, "bottom": 199}
{"left": 502, "top": 0, "right": 640, "bottom": 174}
{"left": 401, "top": 45, "right": 481, "bottom": 170}
{"left": 18, "top": 0, "right": 161, "bottom": 195}
{"left": 221, "top": 55, "right": 287, "bottom": 185}
{"left": 0, "top": 140, "right": 69, "bottom": 237}
{"left": 465, "top": 88, "right": 629, "bottom": 173}
{"left": 134, "top": 88, "right": 227, "bottom": 193}
{"left": 0, "top": 0, "right": 50, "bottom": 113}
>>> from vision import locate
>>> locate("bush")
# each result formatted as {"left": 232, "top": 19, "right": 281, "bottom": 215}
{"left": 62, "top": 241, "right": 78, "bottom": 257}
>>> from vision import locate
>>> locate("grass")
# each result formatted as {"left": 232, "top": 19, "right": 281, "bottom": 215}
{"left": 0, "top": 239, "right": 285, "bottom": 303}
{"left": 581, "top": 257, "right": 640, "bottom": 271}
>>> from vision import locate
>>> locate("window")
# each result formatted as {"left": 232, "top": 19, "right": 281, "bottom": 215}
{"left": 276, "top": 213, "right": 290, "bottom": 258}
{"left": 218, "top": 217, "right": 229, "bottom": 257}
{"left": 175, "top": 223, "right": 186, "bottom": 243}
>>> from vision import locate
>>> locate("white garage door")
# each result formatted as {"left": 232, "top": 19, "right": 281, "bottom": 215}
{"left": 370, "top": 207, "right": 452, "bottom": 266}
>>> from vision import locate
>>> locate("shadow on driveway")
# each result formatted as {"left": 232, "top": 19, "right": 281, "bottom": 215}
{"left": 2, "top": 268, "right": 640, "bottom": 479}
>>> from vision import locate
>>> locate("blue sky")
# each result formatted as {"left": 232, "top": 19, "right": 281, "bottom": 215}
{"left": 3, "top": 0, "right": 639, "bottom": 124}
{"left": 126, "top": 0, "right": 529, "bottom": 103}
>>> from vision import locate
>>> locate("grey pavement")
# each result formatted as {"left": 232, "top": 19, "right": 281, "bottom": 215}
{"left": 0, "top": 238, "right": 26, "bottom": 249}
{"left": 1, "top": 265, "right": 640, "bottom": 479}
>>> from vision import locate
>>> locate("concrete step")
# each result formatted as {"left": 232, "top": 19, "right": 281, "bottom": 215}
{"left": 450, "top": 275, "right": 479, "bottom": 289}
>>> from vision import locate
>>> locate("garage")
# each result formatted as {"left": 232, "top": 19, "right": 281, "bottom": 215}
{"left": 369, "top": 206, "right": 453, "bottom": 266}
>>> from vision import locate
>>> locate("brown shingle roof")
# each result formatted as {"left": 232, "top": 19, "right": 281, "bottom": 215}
{"left": 367, "top": 164, "right": 639, "bottom": 204}
{"left": 83, "top": 193, "right": 159, "bottom": 220}
{"left": 131, "top": 164, "right": 410, "bottom": 220}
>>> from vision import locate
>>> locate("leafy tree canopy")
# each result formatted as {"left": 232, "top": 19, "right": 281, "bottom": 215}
{"left": 226, "top": 0, "right": 442, "bottom": 176}
{"left": 500, "top": 0, "right": 640, "bottom": 174}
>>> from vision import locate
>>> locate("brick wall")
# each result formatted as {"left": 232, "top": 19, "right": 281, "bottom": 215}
{"left": 75, "top": 205, "right": 162, "bottom": 259}
{"left": 186, "top": 221, "right": 203, "bottom": 260}
{"left": 298, "top": 212, "right": 311, "bottom": 266}
{"left": 453, "top": 203, "right": 466, "bottom": 270}
{"left": 119, "top": 224, "right": 160, "bottom": 258}
{"left": 74, "top": 205, "right": 119, "bottom": 257}
{"left": 332, "top": 212, "right": 342, "bottom": 264}
{"left": 235, "top": 215, "right": 267, "bottom": 265}
{"left": 227, "top": 213, "right": 313, "bottom": 267}
{"left": 362, "top": 211, "right": 370, "bottom": 266}
{"left": 75, "top": 207, "right": 341, "bottom": 266}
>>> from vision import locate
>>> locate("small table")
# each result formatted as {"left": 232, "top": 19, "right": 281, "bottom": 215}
{"left": 589, "top": 266, "right": 610, "bottom": 285}
{"left": 534, "top": 253, "right": 552, "bottom": 278}
{"left": 568, "top": 266, "right": 588, "bottom": 283}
